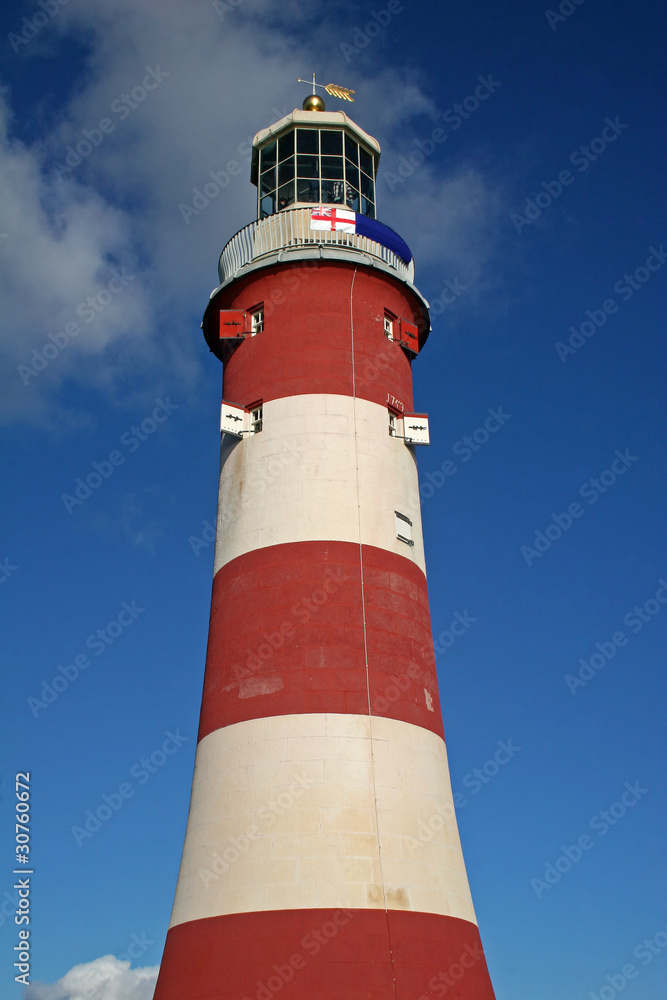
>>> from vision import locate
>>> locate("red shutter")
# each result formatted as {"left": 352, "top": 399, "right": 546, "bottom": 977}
{"left": 397, "top": 319, "right": 420, "bottom": 354}
{"left": 219, "top": 310, "right": 248, "bottom": 339}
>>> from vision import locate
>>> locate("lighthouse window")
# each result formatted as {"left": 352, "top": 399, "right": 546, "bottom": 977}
{"left": 258, "top": 129, "right": 376, "bottom": 219}
{"left": 297, "top": 129, "right": 319, "bottom": 154}
{"left": 277, "top": 182, "right": 295, "bottom": 209}
{"left": 321, "top": 130, "right": 343, "bottom": 155}
{"left": 278, "top": 160, "right": 295, "bottom": 186}
{"left": 384, "top": 313, "right": 395, "bottom": 339}
{"left": 249, "top": 405, "right": 263, "bottom": 434}
{"left": 261, "top": 141, "right": 277, "bottom": 170}
{"left": 296, "top": 178, "right": 319, "bottom": 203}
{"left": 260, "top": 169, "right": 275, "bottom": 196}
{"left": 359, "top": 147, "right": 373, "bottom": 175}
{"left": 321, "top": 156, "right": 345, "bottom": 180}
{"left": 297, "top": 154, "right": 319, "bottom": 179}
{"left": 360, "top": 172, "right": 374, "bottom": 199}
{"left": 260, "top": 192, "right": 276, "bottom": 217}
{"left": 346, "top": 164, "right": 359, "bottom": 189}
{"left": 388, "top": 411, "right": 397, "bottom": 437}
{"left": 278, "top": 131, "right": 294, "bottom": 161}
{"left": 250, "top": 307, "right": 264, "bottom": 335}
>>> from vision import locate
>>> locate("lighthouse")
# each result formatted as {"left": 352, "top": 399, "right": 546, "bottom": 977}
{"left": 153, "top": 82, "right": 496, "bottom": 1000}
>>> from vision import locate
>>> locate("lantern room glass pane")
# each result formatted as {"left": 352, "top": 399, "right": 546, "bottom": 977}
{"left": 278, "top": 131, "right": 294, "bottom": 161}
{"left": 359, "top": 146, "right": 373, "bottom": 175}
{"left": 345, "top": 134, "right": 358, "bottom": 164}
{"left": 260, "top": 192, "right": 275, "bottom": 218}
{"left": 321, "top": 130, "right": 343, "bottom": 155}
{"left": 260, "top": 168, "right": 276, "bottom": 195}
{"left": 296, "top": 177, "right": 320, "bottom": 203}
{"left": 297, "top": 154, "right": 318, "bottom": 178}
{"left": 258, "top": 129, "right": 378, "bottom": 218}
{"left": 297, "top": 129, "right": 319, "bottom": 154}
{"left": 261, "top": 141, "right": 276, "bottom": 171}
{"left": 321, "top": 155, "right": 344, "bottom": 180}
{"left": 345, "top": 186, "right": 360, "bottom": 211}
{"left": 278, "top": 159, "right": 295, "bottom": 185}
{"left": 360, "top": 172, "right": 374, "bottom": 199}
{"left": 321, "top": 179, "right": 346, "bottom": 204}
{"left": 277, "top": 181, "right": 295, "bottom": 209}
{"left": 345, "top": 164, "right": 359, "bottom": 189}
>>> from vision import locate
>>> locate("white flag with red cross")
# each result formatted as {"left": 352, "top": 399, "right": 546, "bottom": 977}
{"left": 310, "top": 206, "right": 356, "bottom": 233}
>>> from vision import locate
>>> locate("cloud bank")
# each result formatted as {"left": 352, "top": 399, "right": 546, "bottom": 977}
{"left": 1, "top": 0, "right": 506, "bottom": 428}
{"left": 25, "top": 955, "right": 158, "bottom": 1000}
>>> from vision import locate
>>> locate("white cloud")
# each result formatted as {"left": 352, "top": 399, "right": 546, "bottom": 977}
{"left": 0, "top": 90, "right": 153, "bottom": 427}
{"left": 0, "top": 0, "right": 507, "bottom": 427}
{"left": 25, "top": 955, "right": 158, "bottom": 1000}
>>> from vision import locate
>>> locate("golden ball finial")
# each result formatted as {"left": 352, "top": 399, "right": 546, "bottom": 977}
{"left": 303, "top": 94, "right": 325, "bottom": 112}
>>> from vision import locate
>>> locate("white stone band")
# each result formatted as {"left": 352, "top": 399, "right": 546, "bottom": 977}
{"left": 169, "top": 713, "right": 476, "bottom": 928}
{"left": 214, "top": 394, "right": 426, "bottom": 576}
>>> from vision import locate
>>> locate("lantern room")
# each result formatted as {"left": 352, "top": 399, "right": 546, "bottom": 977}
{"left": 250, "top": 108, "right": 381, "bottom": 220}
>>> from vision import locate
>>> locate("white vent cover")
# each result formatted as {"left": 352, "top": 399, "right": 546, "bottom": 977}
{"left": 394, "top": 511, "right": 414, "bottom": 546}
{"left": 220, "top": 400, "right": 245, "bottom": 437}
{"left": 402, "top": 413, "right": 430, "bottom": 446}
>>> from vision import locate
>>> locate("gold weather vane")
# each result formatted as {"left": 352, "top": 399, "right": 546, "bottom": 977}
{"left": 297, "top": 72, "right": 355, "bottom": 103}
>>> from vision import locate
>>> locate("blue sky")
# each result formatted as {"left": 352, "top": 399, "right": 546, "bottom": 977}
{"left": 0, "top": 0, "right": 665, "bottom": 998}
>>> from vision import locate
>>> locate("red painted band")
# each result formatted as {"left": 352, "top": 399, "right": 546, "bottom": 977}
{"left": 153, "top": 908, "right": 496, "bottom": 1000}
{"left": 198, "top": 541, "right": 443, "bottom": 742}
{"left": 208, "top": 263, "right": 421, "bottom": 412}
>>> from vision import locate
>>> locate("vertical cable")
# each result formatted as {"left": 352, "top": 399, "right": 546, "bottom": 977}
{"left": 348, "top": 267, "right": 399, "bottom": 1000}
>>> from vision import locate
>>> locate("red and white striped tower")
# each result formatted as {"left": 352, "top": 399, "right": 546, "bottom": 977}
{"left": 154, "top": 88, "right": 496, "bottom": 1000}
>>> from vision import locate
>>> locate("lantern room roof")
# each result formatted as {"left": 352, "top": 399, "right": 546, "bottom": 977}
{"left": 250, "top": 109, "right": 381, "bottom": 186}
